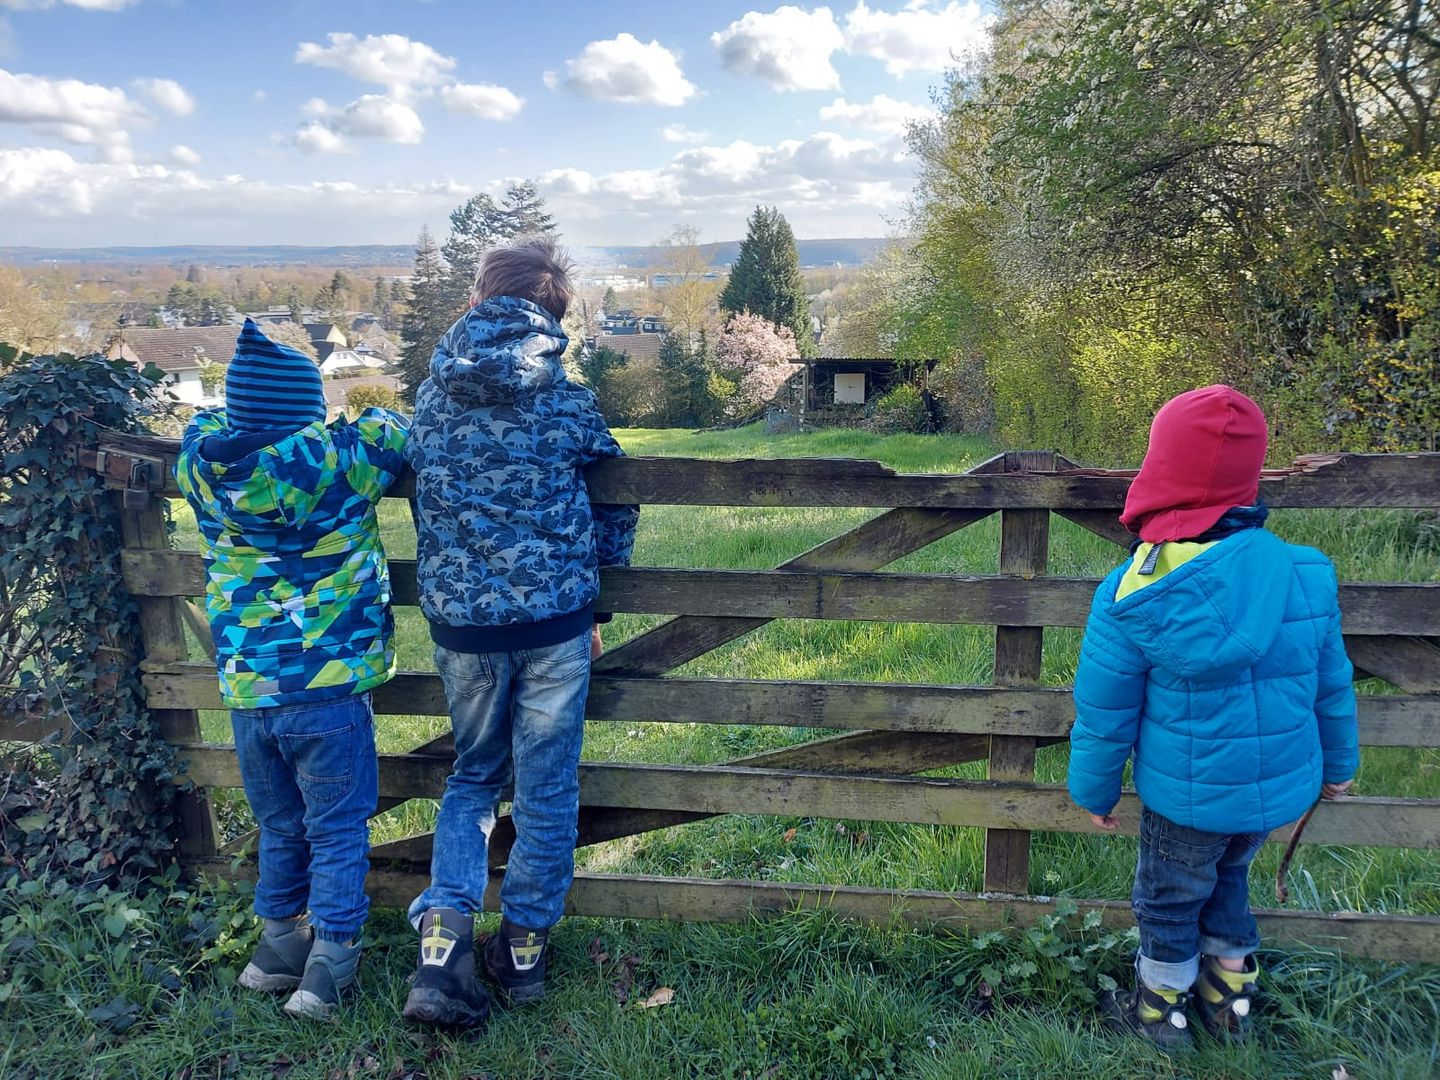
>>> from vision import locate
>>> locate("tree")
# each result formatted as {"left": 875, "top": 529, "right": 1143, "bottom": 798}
{"left": 656, "top": 225, "right": 720, "bottom": 347}
{"left": 655, "top": 329, "right": 720, "bottom": 427}
{"left": 0, "top": 266, "right": 69, "bottom": 353}
{"left": 314, "top": 271, "right": 349, "bottom": 321}
{"left": 372, "top": 277, "right": 389, "bottom": 319}
{"left": 500, "top": 180, "right": 556, "bottom": 236}
{"left": 345, "top": 382, "right": 402, "bottom": 413}
{"left": 197, "top": 360, "right": 227, "bottom": 397}
{"left": 441, "top": 181, "right": 559, "bottom": 314}
{"left": 601, "top": 287, "right": 618, "bottom": 315}
{"left": 398, "top": 227, "right": 452, "bottom": 403}
{"left": 285, "top": 285, "right": 305, "bottom": 324}
{"left": 263, "top": 319, "right": 320, "bottom": 360}
{"left": 714, "top": 312, "right": 797, "bottom": 417}
{"left": 720, "top": 206, "right": 815, "bottom": 356}
{"left": 185, "top": 264, "right": 205, "bottom": 285}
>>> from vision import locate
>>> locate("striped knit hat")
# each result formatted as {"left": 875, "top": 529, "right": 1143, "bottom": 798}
{"left": 225, "top": 319, "right": 327, "bottom": 434}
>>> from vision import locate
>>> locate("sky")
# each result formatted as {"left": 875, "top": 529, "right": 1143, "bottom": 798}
{"left": 0, "top": 0, "right": 992, "bottom": 249}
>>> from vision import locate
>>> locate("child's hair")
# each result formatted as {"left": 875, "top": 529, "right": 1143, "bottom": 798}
{"left": 472, "top": 235, "right": 574, "bottom": 320}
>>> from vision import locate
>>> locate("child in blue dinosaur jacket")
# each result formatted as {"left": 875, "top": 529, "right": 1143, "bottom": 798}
{"left": 401, "top": 235, "right": 639, "bottom": 1029}
{"left": 175, "top": 319, "right": 409, "bottom": 1020}
{"left": 1067, "top": 385, "right": 1358, "bottom": 1051}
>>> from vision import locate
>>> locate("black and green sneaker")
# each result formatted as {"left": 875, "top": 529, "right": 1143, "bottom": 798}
{"left": 402, "top": 908, "right": 491, "bottom": 1029}
{"left": 238, "top": 915, "right": 313, "bottom": 993}
{"left": 1193, "top": 955, "right": 1259, "bottom": 1042}
{"left": 482, "top": 918, "right": 549, "bottom": 1005}
{"left": 1101, "top": 982, "right": 1194, "bottom": 1053}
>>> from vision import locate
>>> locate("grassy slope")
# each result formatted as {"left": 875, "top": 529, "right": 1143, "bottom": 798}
{"left": 19, "top": 425, "right": 1433, "bottom": 1079}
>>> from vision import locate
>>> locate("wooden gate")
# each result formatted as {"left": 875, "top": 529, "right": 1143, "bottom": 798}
{"left": 91, "top": 437, "right": 1440, "bottom": 963}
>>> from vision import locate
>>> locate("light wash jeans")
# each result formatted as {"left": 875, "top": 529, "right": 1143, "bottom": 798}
{"left": 230, "top": 693, "right": 378, "bottom": 942}
{"left": 408, "top": 630, "right": 591, "bottom": 930}
{"left": 1132, "top": 807, "right": 1265, "bottom": 991}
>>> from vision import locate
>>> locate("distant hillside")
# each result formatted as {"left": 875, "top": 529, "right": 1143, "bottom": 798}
{"left": 2, "top": 237, "right": 891, "bottom": 270}
{"left": 582, "top": 238, "right": 889, "bottom": 268}
{"left": 0, "top": 245, "right": 415, "bottom": 267}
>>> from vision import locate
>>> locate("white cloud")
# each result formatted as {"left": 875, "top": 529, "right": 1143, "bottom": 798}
{"left": 843, "top": 1, "right": 992, "bottom": 76}
{"left": 558, "top": 33, "right": 696, "bottom": 106}
{"left": 0, "top": 67, "right": 147, "bottom": 156}
{"left": 131, "top": 77, "right": 194, "bottom": 116}
{"left": 253, "top": 89, "right": 266, "bottom": 102}
{"left": 0, "top": 0, "right": 140, "bottom": 9}
{"left": 712, "top": 6, "right": 844, "bottom": 92}
{"left": 295, "top": 32, "right": 455, "bottom": 92}
{"left": 0, "top": 144, "right": 477, "bottom": 242}
{"left": 819, "top": 93, "right": 930, "bottom": 134}
{"left": 661, "top": 123, "right": 710, "bottom": 144}
{"left": 169, "top": 143, "right": 200, "bottom": 166}
{"left": 438, "top": 82, "right": 523, "bottom": 121}
{"left": 294, "top": 94, "right": 424, "bottom": 153}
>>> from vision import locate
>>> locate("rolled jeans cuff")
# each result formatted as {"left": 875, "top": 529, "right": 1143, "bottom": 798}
{"left": 1199, "top": 932, "right": 1259, "bottom": 960}
{"left": 1137, "top": 951, "right": 1199, "bottom": 993}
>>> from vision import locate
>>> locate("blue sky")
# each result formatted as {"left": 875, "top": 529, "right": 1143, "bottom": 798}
{"left": 0, "top": 0, "right": 991, "bottom": 249}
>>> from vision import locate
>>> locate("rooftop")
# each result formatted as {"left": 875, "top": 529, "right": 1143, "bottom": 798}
{"left": 106, "top": 325, "right": 240, "bottom": 372}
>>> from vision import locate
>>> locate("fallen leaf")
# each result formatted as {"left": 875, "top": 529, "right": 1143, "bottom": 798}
{"left": 641, "top": 987, "right": 676, "bottom": 1008}
{"left": 851, "top": 830, "right": 870, "bottom": 846}
{"left": 271, "top": 1056, "right": 295, "bottom": 1079}
{"left": 588, "top": 937, "right": 609, "bottom": 966}
{"left": 781, "top": 827, "right": 797, "bottom": 844}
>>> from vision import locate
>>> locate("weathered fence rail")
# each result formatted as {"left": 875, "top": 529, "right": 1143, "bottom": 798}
{"left": 63, "top": 440, "right": 1440, "bottom": 961}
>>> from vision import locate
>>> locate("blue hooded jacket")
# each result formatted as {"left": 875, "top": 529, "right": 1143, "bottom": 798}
{"left": 1067, "top": 527, "right": 1359, "bottom": 835}
{"left": 407, "top": 296, "right": 639, "bottom": 648}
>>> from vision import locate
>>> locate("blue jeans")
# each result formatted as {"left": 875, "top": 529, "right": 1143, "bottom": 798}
{"left": 1132, "top": 808, "right": 1265, "bottom": 991}
{"left": 231, "top": 693, "right": 377, "bottom": 943}
{"left": 409, "top": 631, "right": 591, "bottom": 930}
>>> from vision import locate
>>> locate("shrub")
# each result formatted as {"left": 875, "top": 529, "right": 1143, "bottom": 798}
{"left": 344, "top": 383, "right": 401, "bottom": 413}
{"left": 868, "top": 384, "right": 930, "bottom": 434}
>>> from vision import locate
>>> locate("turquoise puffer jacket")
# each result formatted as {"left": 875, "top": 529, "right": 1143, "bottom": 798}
{"left": 1067, "top": 528, "right": 1358, "bottom": 834}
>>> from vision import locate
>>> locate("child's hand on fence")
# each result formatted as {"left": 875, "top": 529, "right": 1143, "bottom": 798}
{"left": 1321, "top": 780, "right": 1353, "bottom": 799}
{"left": 1088, "top": 812, "right": 1119, "bottom": 831}
{"left": 591, "top": 624, "right": 604, "bottom": 661}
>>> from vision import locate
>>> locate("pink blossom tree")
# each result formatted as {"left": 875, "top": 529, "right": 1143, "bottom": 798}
{"left": 714, "top": 312, "right": 797, "bottom": 416}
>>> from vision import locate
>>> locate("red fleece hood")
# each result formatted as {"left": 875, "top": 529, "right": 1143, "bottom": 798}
{"left": 1120, "top": 385, "right": 1269, "bottom": 543}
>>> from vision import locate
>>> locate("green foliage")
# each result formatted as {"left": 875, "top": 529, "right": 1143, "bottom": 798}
{"left": 162, "top": 284, "right": 233, "bottom": 327}
{"left": 0, "top": 344, "right": 178, "bottom": 886}
{"left": 195, "top": 360, "right": 226, "bottom": 397}
{"left": 396, "top": 226, "right": 450, "bottom": 405}
{"left": 579, "top": 343, "right": 636, "bottom": 424}
{"left": 655, "top": 331, "right": 723, "bottom": 428}
{"left": 343, "top": 383, "right": 401, "bottom": 414}
{"left": 720, "top": 206, "right": 815, "bottom": 356}
{"left": 868, "top": 384, "right": 931, "bottom": 434}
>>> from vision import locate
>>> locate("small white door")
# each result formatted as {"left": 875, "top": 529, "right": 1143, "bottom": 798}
{"left": 834, "top": 372, "right": 865, "bottom": 404}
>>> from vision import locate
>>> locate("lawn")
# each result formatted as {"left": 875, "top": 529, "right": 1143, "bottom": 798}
{"left": 5, "top": 424, "right": 1438, "bottom": 1079}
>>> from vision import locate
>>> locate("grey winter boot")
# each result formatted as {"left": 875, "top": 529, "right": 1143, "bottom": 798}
{"left": 238, "top": 915, "right": 313, "bottom": 993}
{"left": 283, "top": 935, "right": 362, "bottom": 1020}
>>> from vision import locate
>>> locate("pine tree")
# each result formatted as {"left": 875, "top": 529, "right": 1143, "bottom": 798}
{"left": 601, "top": 286, "right": 618, "bottom": 315}
{"left": 286, "top": 285, "right": 305, "bottom": 323}
{"left": 398, "top": 227, "right": 452, "bottom": 404}
{"left": 719, "top": 205, "right": 815, "bottom": 356}
{"left": 372, "top": 277, "right": 388, "bottom": 318}
{"left": 656, "top": 331, "right": 717, "bottom": 427}
{"left": 501, "top": 180, "right": 556, "bottom": 236}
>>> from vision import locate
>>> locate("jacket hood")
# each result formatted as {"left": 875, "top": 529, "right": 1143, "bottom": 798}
{"left": 428, "top": 295, "right": 569, "bottom": 406}
{"left": 1121, "top": 385, "right": 1268, "bottom": 543}
{"left": 1105, "top": 528, "right": 1291, "bottom": 680}
{"left": 189, "top": 411, "right": 336, "bottom": 531}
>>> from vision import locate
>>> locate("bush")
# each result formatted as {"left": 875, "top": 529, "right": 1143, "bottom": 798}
{"left": 868, "top": 384, "right": 930, "bottom": 434}
{"left": 344, "top": 383, "right": 401, "bottom": 413}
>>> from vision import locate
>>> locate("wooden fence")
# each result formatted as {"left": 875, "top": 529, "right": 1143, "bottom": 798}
{"left": 84, "top": 438, "right": 1440, "bottom": 962}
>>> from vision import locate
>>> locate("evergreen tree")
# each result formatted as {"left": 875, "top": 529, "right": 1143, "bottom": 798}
{"left": 656, "top": 331, "right": 717, "bottom": 427}
{"left": 719, "top": 205, "right": 815, "bottom": 356}
{"left": 285, "top": 285, "right": 305, "bottom": 324}
{"left": 601, "top": 286, "right": 618, "bottom": 315}
{"left": 398, "top": 227, "right": 452, "bottom": 404}
{"left": 500, "top": 180, "right": 556, "bottom": 236}
{"left": 372, "top": 276, "right": 388, "bottom": 318}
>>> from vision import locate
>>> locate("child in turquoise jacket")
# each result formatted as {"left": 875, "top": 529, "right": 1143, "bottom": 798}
{"left": 1067, "top": 385, "right": 1358, "bottom": 1050}
{"left": 176, "top": 319, "right": 408, "bottom": 1019}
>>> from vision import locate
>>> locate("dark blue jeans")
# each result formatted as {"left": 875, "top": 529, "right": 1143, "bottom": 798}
{"left": 1132, "top": 808, "right": 1265, "bottom": 991}
{"left": 408, "top": 631, "right": 591, "bottom": 931}
{"left": 231, "top": 693, "right": 377, "bottom": 943}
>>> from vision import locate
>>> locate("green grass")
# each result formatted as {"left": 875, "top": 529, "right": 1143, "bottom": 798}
{"left": 16, "top": 423, "right": 1435, "bottom": 1078}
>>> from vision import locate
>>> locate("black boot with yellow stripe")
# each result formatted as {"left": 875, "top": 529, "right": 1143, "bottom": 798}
{"left": 1193, "top": 955, "right": 1259, "bottom": 1042}
{"left": 402, "top": 908, "right": 491, "bottom": 1029}
{"left": 483, "top": 918, "right": 549, "bottom": 1005}
{"left": 1101, "top": 980, "right": 1194, "bottom": 1053}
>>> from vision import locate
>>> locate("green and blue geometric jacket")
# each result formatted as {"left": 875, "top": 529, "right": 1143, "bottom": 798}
{"left": 175, "top": 408, "right": 410, "bottom": 710}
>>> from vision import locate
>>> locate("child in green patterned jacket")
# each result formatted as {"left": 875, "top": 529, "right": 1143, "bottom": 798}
{"left": 175, "top": 319, "right": 408, "bottom": 1019}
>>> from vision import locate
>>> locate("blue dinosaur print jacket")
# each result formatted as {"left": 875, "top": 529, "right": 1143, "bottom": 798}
{"left": 407, "top": 296, "right": 640, "bottom": 645}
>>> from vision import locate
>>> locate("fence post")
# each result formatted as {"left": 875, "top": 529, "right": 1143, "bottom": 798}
{"left": 121, "top": 498, "right": 219, "bottom": 858}
{"left": 983, "top": 450, "right": 1052, "bottom": 894}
